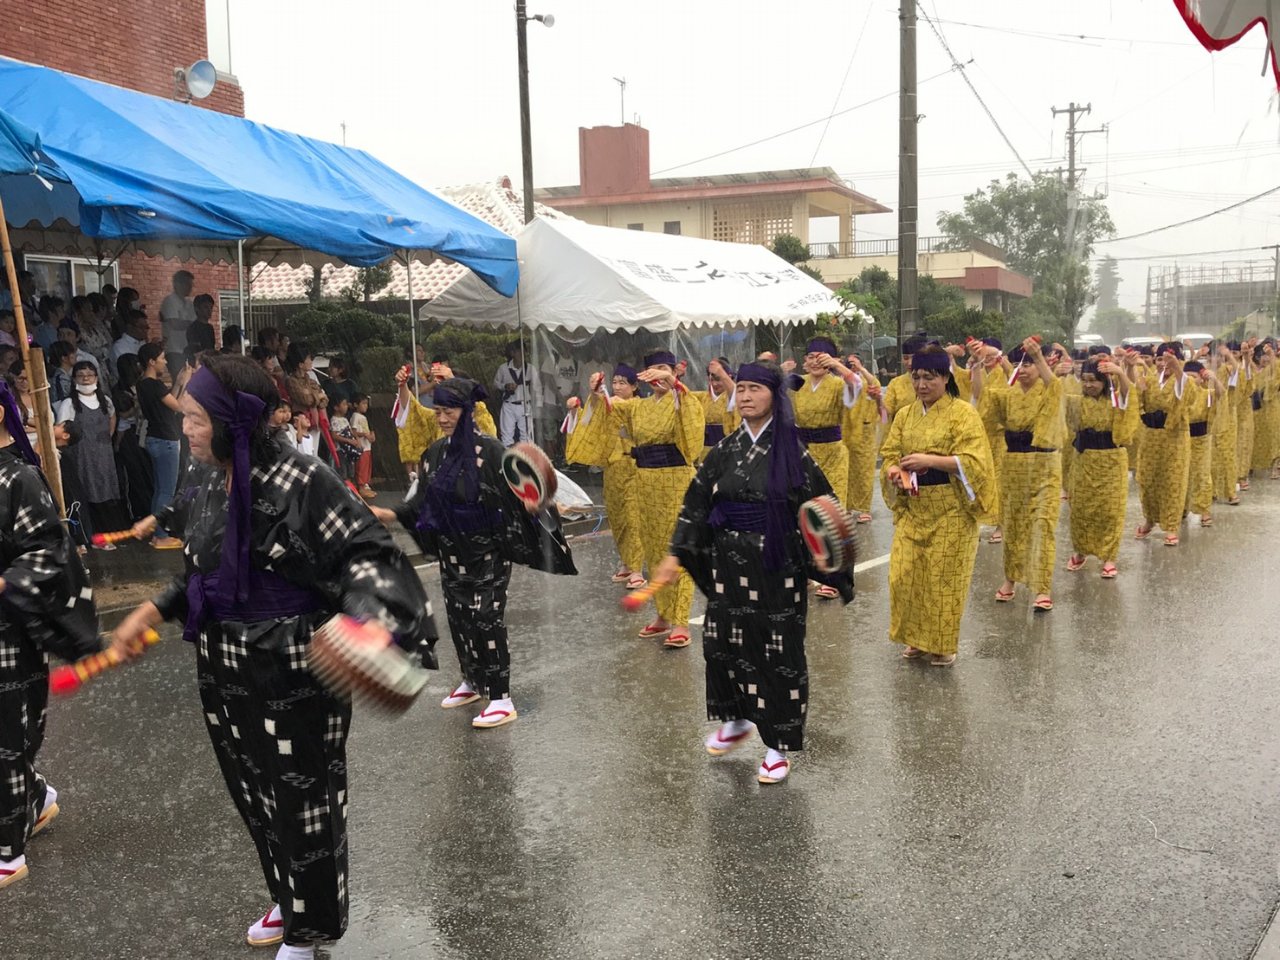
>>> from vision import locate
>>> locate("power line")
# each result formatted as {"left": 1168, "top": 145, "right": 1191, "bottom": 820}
{"left": 918, "top": 6, "right": 1035, "bottom": 179}
{"left": 650, "top": 65, "right": 961, "bottom": 175}
{"left": 930, "top": 17, "right": 1202, "bottom": 48}
{"left": 809, "top": 3, "right": 873, "bottom": 167}
{"left": 1089, "top": 246, "right": 1268, "bottom": 262}
{"left": 1100, "top": 184, "right": 1280, "bottom": 243}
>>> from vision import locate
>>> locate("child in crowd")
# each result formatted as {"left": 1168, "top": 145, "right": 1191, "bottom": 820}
{"left": 327, "top": 396, "right": 362, "bottom": 480}
{"left": 291, "top": 411, "right": 315, "bottom": 456}
{"left": 271, "top": 399, "right": 295, "bottom": 448}
{"left": 351, "top": 394, "right": 376, "bottom": 499}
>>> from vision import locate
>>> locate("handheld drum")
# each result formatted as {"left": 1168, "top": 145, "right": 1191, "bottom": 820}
{"left": 798, "top": 495, "right": 857, "bottom": 574}
{"left": 501, "top": 442, "right": 557, "bottom": 510}
{"left": 308, "top": 615, "right": 428, "bottom": 714}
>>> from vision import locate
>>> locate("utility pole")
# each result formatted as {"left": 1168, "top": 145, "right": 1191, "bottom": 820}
{"left": 516, "top": 1, "right": 536, "bottom": 224}
{"left": 613, "top": 76, "right": 627, "bottom": 125}
{"left": 897, "top": 0, "right": 919, "bottom": 347}
{"left": 1050, "top": 102, "right": 1104, "bottom": 345}
{"left": 1263, "top": 243, "right": 1280, "bottom": 338}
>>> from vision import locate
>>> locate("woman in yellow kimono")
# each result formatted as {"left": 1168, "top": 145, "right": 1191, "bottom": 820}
{"left": 1235, "top": 340, "right": 1257, "bottom": 490}
{"left": 1135, "top": 343, "right": 1198, "bottom": 547}
{"left": 567, "top": 350, "right": 704, "bottom": 648}
{"left": 881, "top": 345, "right": 997, "bottom": 666}
{"left": 843, "top": 354, "right": 883, "bottom": 523}
{"left": 1182, "top": 360, "right": 1223, "bottom": 526}
{"left": 965, "top": 338, "right": 1012, "bottom": 544}
{"left": 1064, "top": 357, "right": 1137, "bottom": 578}
{"left": 564, "top": 363, "right": 645, "bottom": 587}
{"left": 975, "top": 337, "right": 1065, "bottom": 611}
{"left": 881, "top": 336, "right": 929, "bottom": 433}
{"left": 1210, "top": 345, "right": 1240, "bottom": 506}
{"left": 691, "top": 358, "right": 740, "bottom": 463}
{"left": 790, "top": 336, "right": 863, "bottom": 598}
{"left": 1250, "top": 343, "right": 1280, "bottom": 479}
{"left": 394, "top": 362, "right": 497, "bottom": 462}
{"left": 1058, "top": 349, "right": 1084, "bottom": 501}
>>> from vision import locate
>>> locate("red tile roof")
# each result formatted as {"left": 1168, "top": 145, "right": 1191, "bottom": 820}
{"left": 250, "top": 177, "right": 571, "bottom": 302}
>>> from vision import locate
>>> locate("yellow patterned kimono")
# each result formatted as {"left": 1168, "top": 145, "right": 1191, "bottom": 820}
{"left": 843, "top": 388, "right": 880, "bottom": 514}
{"left": 1212, "top": 365, "right": 1239, "bottom": 501}
{"left": 1237, "top": 367, "right": 1256, "bottom": 482}
{"left": 1136, "top": 372, "right": 1195, "bottom": 533}
{"left": 570, "top": 390, "right": 703, "bottom": 627}
{"left": 881, "top": 373, "right": 916, "bottom": 435}
{"left": 692, "top": 387, "right": 740, "bottom": 463}
{"left": 1060, "top": 375, "right": 1083, "bottom": 496}
{"left": 565, "top": 411, "right": 644, "bottom": 575}
{"left": 791, "top": 373, "right": 853, "bottom": 504}
{"left": 1065, "top": 391, "right": 1138, "bottom": 563}
{"left": 1185, "top": 384, "right": 1215, "bottom": 516}
{"left": 397, "top": 395, "right": 496, "bottom": 465}
{"left": 1251, "top": 363, "right": 1279, "bottom": 473}
{"left": 880, "top": 395, "right": 997, "bottom": 655}
{"left": 980, "top": 377, "right": 1065, "bottom": 594}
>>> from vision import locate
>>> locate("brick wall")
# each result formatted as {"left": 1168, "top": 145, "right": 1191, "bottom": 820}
{"left": 2, "top": 0, "right": 247, "bottom": 332}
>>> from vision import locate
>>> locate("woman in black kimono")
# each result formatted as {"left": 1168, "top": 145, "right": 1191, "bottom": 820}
{"left": 0, "top": 380, "right": 99, "bottom": 890}
{"left": 659, "top": 361, "right": 853, "bottom": 785}
{"left": 112, "top": 354, "right": 435, "bottom": 960}
{"left": 375, "top": 377, "right": 575, "bottom": 730}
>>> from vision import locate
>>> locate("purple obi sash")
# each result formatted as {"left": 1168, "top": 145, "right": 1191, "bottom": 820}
{"left": 1253, "top": 391, "right": 1264, "bottom": 411}
{"left": 708, "top": 500, "right": 767, "bottom": 533}
{"left": 1140, "top": 410, "right": 1167, "bottom": 430}
{"left": 703, "top": 423, "right": 726, "bottom": 447}
{"left": 1073, "top": 428, "right": 1115, "bottom": 453}
{"left": 632, "top": 443, "right": 686, "bottom": 468}
{"left": 1005, "top": 430, "right": 1056, "bottom": 453}
{"left": 418, "top": 500, "right": 503, "bottom": 535}
{"left": 797, "top": 425, "right": 842, "bottom": 444}
{"left": 914, "top": 468, "right": 950, "bottom": 487}
{"left": 184, "top": 569, "right": 322, "bottom": 642}
{"left": 1189, "top": 420, "right": 1209, "bottom": 438}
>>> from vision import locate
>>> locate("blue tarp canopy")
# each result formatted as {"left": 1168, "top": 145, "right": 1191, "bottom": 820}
{"left": 0, "top": 57, "right": 517, "bottom": 295}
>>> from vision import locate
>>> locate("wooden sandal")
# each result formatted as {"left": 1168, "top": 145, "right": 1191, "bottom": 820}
{"left": 663, "top": 631, "right": 691, "bottom": 649}
{"left": 1066, "top": 554, "right": 1086, "bottom": 572}
{"left": 1163, "top": 534, "right": 1180, "bottom": 547}
{"left": 1033, "top": 596, "right": 1053, "bottom": 611}
{"left": 994, "top": 587, "right": 1015, "bottom": 602}
{"left": 1100, "top": 563, "right": 1118, "bottom": 579}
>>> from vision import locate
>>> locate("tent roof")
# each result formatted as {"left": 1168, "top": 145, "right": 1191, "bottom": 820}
{"left": 0, "top": 58, "right": 517, "bottom": 294}
{"left": 421, "top": 217, "right": 842, "bottom": 332}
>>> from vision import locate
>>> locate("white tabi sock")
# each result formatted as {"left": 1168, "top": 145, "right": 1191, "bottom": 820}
{"left": 489, "top": 697, "right": 514, "bottom": 713}
{"left": 0, "top": 854, "right": 25, "bottom": 871}
{"left": 724, "top": 718, "right": 753, "bottom": 737}
{"left": 41, "top": 785, "right": 57, "bottom": 812}
{"left": 275, "top": 944, "right": 315, "bottom": 960}
{"left": 453, "top": 681, "right": 476, "bottom": 696}
{"left": 765, "top": 747, "right": 787, "bottom": 766}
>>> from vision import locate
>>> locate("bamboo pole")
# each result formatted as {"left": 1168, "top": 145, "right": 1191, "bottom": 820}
{"left": 0, "top": 193, "right": 66, "bottom": 516}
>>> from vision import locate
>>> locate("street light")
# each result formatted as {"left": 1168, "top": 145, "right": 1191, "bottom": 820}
{"left": 516, "top": 1, "right": 554, "bottom": 225}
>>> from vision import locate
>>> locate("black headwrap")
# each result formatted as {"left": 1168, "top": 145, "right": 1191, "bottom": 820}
{"left": 431, "top": 377, "right": 488, "bottom": 503}
{"left": 736, "top": 363, "right": 805, "bottom": 571}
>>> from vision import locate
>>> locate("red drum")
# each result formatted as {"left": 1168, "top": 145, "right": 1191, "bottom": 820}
{"left": 308, "top": 615, "right": 428, "bottom": 714}
{"left": 798, "top": 495, "right": 857, "bottom": 573}
{"left": 502, "top": 442, "right": 558, "bottom": 510}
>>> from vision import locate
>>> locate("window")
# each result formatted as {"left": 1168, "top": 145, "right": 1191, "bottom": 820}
{"left": 627, "top": 223, "right": 644, "bottom": 231}
{"left": 663, "top": 221, "right": 681, "bottom": 235}
{"left": 24, "top": 255, "right": 119, "bottom": 303}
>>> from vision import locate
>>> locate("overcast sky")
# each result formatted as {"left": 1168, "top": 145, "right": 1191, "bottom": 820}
{"left": 215, "top": 0, "right": 1279, "bottom": 315}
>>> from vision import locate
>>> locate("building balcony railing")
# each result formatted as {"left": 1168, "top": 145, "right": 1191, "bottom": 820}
{"left": 808, "top": 236, "right": 1006, "bottom": 262}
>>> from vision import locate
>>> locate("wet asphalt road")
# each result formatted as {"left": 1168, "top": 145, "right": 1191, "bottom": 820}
{"left": 7, "top": 480, "right": 1280, "bottom": 960}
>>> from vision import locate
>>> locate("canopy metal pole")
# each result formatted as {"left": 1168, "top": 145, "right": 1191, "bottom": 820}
{"left": 406, "top": 253, "right": 419, "bottom": 399}
{"left": 0, "top": 193, "right": 65, "bottom": 516}
{"left": 518, "top": 287, "right": 538, "bottom": 446}
{"left": 236, "top": 238, "right": 247, "bottom": 354}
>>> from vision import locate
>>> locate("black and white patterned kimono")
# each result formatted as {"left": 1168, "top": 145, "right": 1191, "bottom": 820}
{"left": 0, "top": 446, "right": 99, "bottom": 861}
{"left": 395, "top": 433, "right": 576, "bottom": 700}
{"left": 153, "top": 443, "right": 436, "bottom": 947}
{"left": 671, "top": 424, "right": 853, "bottom": 752}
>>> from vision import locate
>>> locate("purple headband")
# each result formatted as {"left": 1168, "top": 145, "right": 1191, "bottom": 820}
{"left": 430, "top": 378, "right": 486, "bottom": 503}
{"left": 981, "top": 337, "right": 1002, "bottom": 350}
{"left": 186, "top": 365, "right": 266, "bottom": 607}
{"left": 1156, "top": 342, "right": 1181, "bottom": 358}
{"left": 643, "top": 350, "right": 677, "bottom": 369}
{"left": 0, "top": 380, "right": 38, "bottom": 467}
{"left": 729, "top": 362, "right": 804, "bottom": 571}
{"left": 1183, "top": 360, "right": 1205, "bottom": 374}
{"left": 910, "top": 351, "right": 952, "bottom": 373}
{"left": 806, "top": 337, "right": 837, "bottom": 356}
{"left": 613, "top": 363, "right": 638, "bottom": 385}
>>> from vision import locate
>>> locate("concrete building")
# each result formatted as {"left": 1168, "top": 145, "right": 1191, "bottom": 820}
{"left": 809, "top": 235, "right": 1033, "bottom": 315}
{"left": 536, "top": 123, "right": 889, "bottom": 251}
{"left": 537, "top": 124, "right": 1031, "bottom": 320}
{"left": 0, "top": 0, "right": 244, "bottom": 327}
{"left": 1143, "top": 260, "right": 1277, "bottom": 337}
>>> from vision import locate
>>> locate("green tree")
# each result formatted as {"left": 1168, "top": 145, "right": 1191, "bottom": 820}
{"left": 1094, "top": 255, "right": 1120, "bottom": 311}
{"left": 1092, "top": 306, "right": 1137, "bottom": 344}
{"left": 923, "top": 305, "right": 1005, "bottom": 345}
{"left": 918, "top": 275, "right": 966, "bottom": 324}
{"left": 771, "top": 234, "right": 823, "bottom": 283}
{"left": 339, "top": 263, "right": 394, "bottom": 303}
{"left": 938, "top": 173, "right": 1115, "bottom": 342}
{"left": 283, "top": 303, "right": 402, "bottom": 376}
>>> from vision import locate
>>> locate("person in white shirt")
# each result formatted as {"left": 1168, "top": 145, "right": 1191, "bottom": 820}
{"left": 493, "top": 340, "right": 535, "bottom": 446}
{"left": 109, "top": 310, "right": 149, "bottom": 385}
{"left": 159, "top": 270, "right": 195, "bottom": 372}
